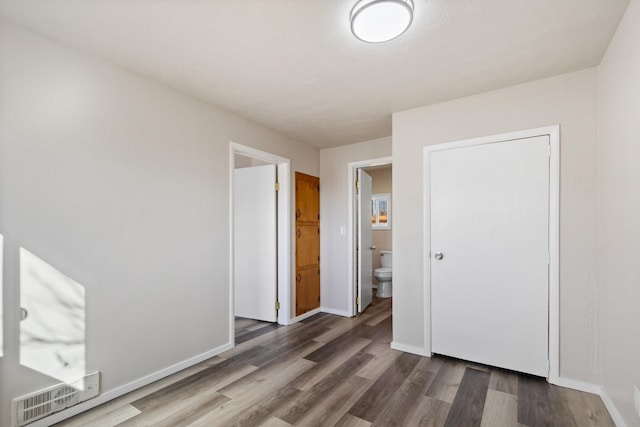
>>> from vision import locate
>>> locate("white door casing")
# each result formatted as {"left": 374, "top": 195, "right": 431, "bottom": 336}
{"left": 357, "top": 169, "right": 373, "bottom": 313}
{"left": 347, "top": 157, "right": 392, "bottom": 317}
{"left": 429, "top": 134, "right": 552, "bottom": 377}
{"left": 233, "top": 164, "right": 277, "bottom": 322}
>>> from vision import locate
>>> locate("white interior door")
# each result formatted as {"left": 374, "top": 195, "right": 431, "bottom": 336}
{"left": 430, "top": 136, "right": 550, "bottom": 377}
{"left": 234, "top": 164, "right": 277, "bottom": 322}
{"left": 357, "top": 169, "right": 373, "bottom": 313}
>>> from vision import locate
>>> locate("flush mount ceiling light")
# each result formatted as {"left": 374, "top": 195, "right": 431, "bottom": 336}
{"left": 350, "top": 0, "right": 414, "bottom": 43}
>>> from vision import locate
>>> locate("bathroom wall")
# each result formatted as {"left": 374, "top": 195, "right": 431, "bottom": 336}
{"left": 393, "top": 68, "right": 601, "bottom": 383}
{"left": 0, "top": 20, "right": 318, "bottom": 427}
{"left": 364, "top": 166, "right": 392, "bottom": 278}
{"left": 319, "top": 137, "right": 392, "bottom": 315}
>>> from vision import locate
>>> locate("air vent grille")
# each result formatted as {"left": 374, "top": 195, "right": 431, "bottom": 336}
{"left": 12, "top": 372, "right": 100, "bottom": 427}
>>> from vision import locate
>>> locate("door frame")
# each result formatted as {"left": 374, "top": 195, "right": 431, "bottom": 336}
{"left": 229, "top": 142, "right": 291, "bottom": 347}
{"left": 423, "top": 125, "right": 560, "bottom": 382}
{"left": 347, "top": 156, "right": 392, "bottom": 316}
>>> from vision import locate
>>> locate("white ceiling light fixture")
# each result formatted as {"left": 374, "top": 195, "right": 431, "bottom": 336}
{"left": 350, "top": 0, "right": 414, "bottom": 43}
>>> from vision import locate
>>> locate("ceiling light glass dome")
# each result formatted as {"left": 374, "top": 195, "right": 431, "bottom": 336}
{"left": 350, "top": 0, "right": 414, "bottom": 43}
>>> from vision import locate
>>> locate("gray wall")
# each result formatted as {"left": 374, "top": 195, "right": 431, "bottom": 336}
{"left": 598, "top": 0, "right": 640, "bottom": 424}
{"left": 392, "top": 69, "right": 601, "bottom": 383}
{"left": 319, "top": 137, "right": 391, "bottom": 314}
{"left": 0, "top": 21, "right": 318, "bottom": 426}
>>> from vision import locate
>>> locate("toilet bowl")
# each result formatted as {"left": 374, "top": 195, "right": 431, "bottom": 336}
{"left": 374, "top": 250, "right": 392, "bottom": 298}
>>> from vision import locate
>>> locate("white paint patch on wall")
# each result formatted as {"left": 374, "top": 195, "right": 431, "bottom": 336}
{"left": 19, "top": 248, "right": 86, "bottom": 384}
{"left": 393, "top": 68, "right": 600, "bottom": 384}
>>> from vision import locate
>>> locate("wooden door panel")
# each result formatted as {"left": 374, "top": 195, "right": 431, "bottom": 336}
{"left": 296, "top": 267, "right": 320, "bottom": 315}
{"left": 295, "top": 172, "right": 320, "bottom": 317}
{"left": 296, "top": 173, "right": 319, "bottom": 223}
{"left": 296, "top": 225, "right": 320, "bottom": 267}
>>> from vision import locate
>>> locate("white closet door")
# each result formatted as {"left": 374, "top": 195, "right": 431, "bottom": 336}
{"left": 234, "top": 164, "right": 277, "bottom": 322}
{"left": 358, "top": 169, "right": 373, "bottom": 312}
{"left": 430, "top": 135, "right": 550, "bottom": 377}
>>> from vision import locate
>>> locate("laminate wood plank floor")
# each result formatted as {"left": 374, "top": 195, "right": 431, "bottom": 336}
{"left": 57, "top": 297, "right": 614, "bottom": 427}
{"left": 235, "top": 317, "right": 281, "bottom": 344}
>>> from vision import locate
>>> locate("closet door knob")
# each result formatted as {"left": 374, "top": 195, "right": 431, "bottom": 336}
{"left": 434, "top": 252, "right": 444, "bottom": 260}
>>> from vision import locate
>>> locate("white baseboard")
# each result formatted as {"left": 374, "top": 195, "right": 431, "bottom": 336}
{"left": 550, "top": 377, "right": 602, "bottom": 395}
{"left": 390, "top": 341, "right": 429, "bottom": 356}
{"left": 290, "top": 308, "right": 321, "bottom": 323}
{"left": 29, "top": 342, "right": 233, "bottom": 427}
{"left": 320, "top": 307, "right": 351, "bottom": 317}
{"left": 599, "top": 386, "right": 628, "bottom": 427}
{"left": 547, "top": 377, "right": 626, "bottom": 427}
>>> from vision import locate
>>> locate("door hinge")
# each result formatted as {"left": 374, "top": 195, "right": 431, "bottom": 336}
{"left": 275, "top": 301, "right": 281, "bottom": 310}
{"left": 275, "top": 182, "right": 280, "bottom": 191}
{"left": 356, "top": 180, "right": 360, "bottom": 189}
{"left": 356, "top": 297, "right": 361, "bottom": 305}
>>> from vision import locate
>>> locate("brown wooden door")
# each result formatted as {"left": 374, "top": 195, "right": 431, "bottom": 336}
{"left": 296, "top": 225, "right": 320, "bottom": 267}
{"left": 296, "top": 176, "right": 320, "bottom": 223}
{"left": 295, "top": 172, "right": 320, "bottom": 316}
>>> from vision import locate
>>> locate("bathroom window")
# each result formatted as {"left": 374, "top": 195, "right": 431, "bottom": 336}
{"left": 371, "top": 193, "right": 391, "bottom": 230}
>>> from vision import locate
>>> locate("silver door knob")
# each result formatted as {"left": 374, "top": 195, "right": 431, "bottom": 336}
{"left": 434, "top": 252, "right": 444, "bottom": 260}
{"left": 369, "top": 245, "right": 376, "bottom": 250}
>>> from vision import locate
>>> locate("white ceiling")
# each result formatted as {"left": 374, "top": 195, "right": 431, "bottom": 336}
{"left": 0, "top": 0, "right": 629, "bottom": 148}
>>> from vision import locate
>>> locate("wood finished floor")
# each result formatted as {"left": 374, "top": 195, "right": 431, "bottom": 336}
{"left": 235, "top": 317, "right": 280, "bottom": 344}
{"left": 57, "top": 297, "right": 614, "bottom": 427}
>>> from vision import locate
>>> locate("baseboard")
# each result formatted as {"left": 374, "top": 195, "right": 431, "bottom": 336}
{"left": 290, "top": 308, "right": 321, "bottom": 323}
{"left": 390, "top": 341, "right": 429, "bottom": 356}
{"left": 28, "top": 341, "right": 233, "bottom": 427}
{"left": 599, "top": 386, "right": 628, "bottom": 427}
{"left": 320, "top": 307, "right": 351, "bottom": 317}
{"left": 548, "top": 377, "right": 626, "bottom": 427}
{"left": 550, "top": 377, "right": 602, "bottom": 395}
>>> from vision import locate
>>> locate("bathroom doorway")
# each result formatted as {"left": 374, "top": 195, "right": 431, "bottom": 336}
{"left": 229, "top": 142, "right": 291, "bottom": 345}
{"left": 347, "top": 157, "right": 392, "bottom": 316}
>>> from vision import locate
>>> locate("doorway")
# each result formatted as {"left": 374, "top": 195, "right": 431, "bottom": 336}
{"left": 294, "top": 172, "right": 320, "bottom": 317}
{"left": 229, "top": 142, "right": 291, "bottom": 346}
{"left": 348, "top": 157, "right": 393, "bottom": 316}
{"left": 423, "top": 126, "right": 560, "bottom": 380}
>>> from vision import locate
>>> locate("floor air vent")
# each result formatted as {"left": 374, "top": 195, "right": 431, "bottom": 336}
{"left": 12, "top": 372, "right": 100, "bottom": 427}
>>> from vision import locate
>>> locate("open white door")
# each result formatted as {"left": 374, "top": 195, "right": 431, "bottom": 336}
{"left": 357, "top": 169, "right": 373, "bottom": 313}
{"left": 234, "top": 164, "right": 277, "bottom": 322}
{"left": 430, "top": 135, "right": 550, "bottom": 377}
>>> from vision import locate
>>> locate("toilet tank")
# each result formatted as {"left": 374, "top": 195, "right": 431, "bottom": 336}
{"left": 380, "top": 250, "right": 392, "bottom": 268}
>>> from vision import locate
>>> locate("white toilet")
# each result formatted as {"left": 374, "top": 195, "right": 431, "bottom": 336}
{"left": 374, "top": 250, "right": 392, "bottom": 298}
